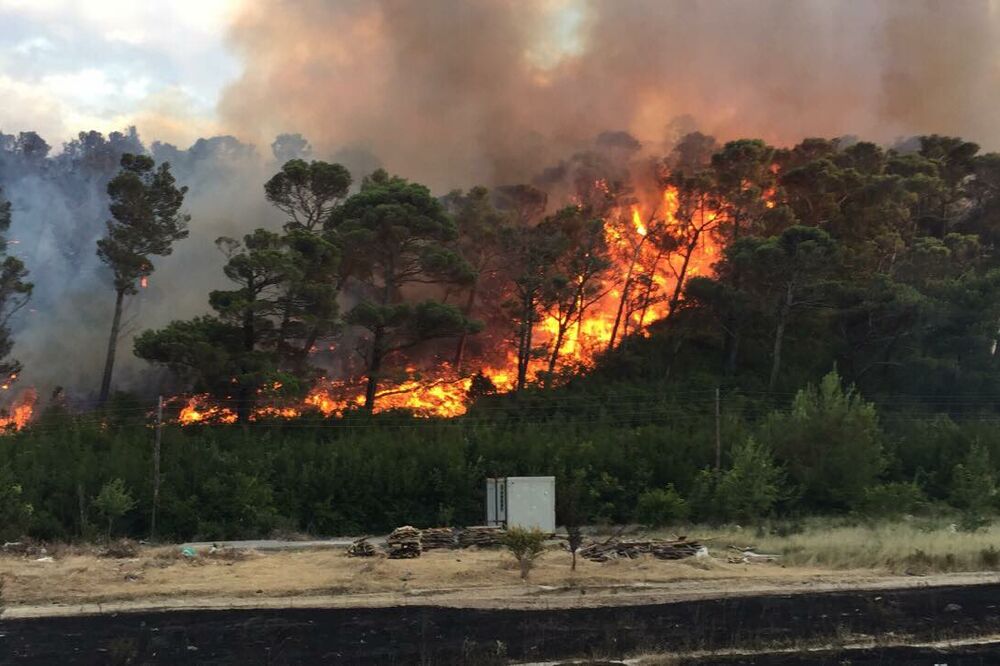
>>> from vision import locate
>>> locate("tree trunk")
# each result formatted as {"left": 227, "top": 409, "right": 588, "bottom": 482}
{"left": 545, "top": 317, "right": 570, "bottom": 388}
{"left": 453, "top": 280, "right": 479, "bottom": 371}
{"left": 637, "top": 249, "right": 666, "bottom": 327}
{"left": 723, "top": 322, "right": 740, "bottom": 377}
{"left": 768, "top": 282, "right": 794, "bottom": 392}
{"left": 608, "top": 239, "right": 647, "bottom": 352}
{"left": 363, "top": 327, "right": 385, "bottom": 411}
{"left": 98, "top": 289, "right": 125, "bottom": 404}
{"left": 516, "top": 293, "right": 534, "bottom": 392}
{"left": 235, "top": 290, "right": 257, "bottom": 424}
{"left": 666, "top": 234, "right": 701, "bottom": 321}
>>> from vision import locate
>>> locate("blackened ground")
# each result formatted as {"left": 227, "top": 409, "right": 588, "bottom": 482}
{"left": 694, "top": 641, "right": 1000, "bottom": 665}
{"left": 3, "top": 583, "right": 1000, "bottom": 664}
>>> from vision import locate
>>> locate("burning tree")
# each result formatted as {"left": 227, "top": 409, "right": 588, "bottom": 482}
{"left": 0, "top": 187, "right": 31, "bottom": 379}
{"left": 332, "top": 170, "right": 478, "bottom": 411}
{"left": 539, "top": 207, "right": 612, "bottom": 386}
{"left": 444, "top": 186, "right": 511, "bottom": 371}
{"left": 135, "top": 229, "right": 296, "bottom": 423}
{"left": 97, "top": 154, "right": 189, "bottom": 404}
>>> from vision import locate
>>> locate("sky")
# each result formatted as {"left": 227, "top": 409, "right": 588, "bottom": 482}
{"left": 2, "top": 0, "right": 1000, "bottom": 170}
{"left": 0, "top": 0, "right": 241, "bottom": 146}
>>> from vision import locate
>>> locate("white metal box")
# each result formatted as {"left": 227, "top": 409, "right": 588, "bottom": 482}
{"left": 485, "top": 476, "right": 555, "bottom": 533}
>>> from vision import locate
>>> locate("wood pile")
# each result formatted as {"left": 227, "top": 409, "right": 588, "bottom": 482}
{"left": 458, "top": 525, "right": 505, "bottom": 548}
{"left": 580, "top": 537, "right": 703, "bottom": 562}
{"left": 421, "top": 527, "right": 456, "bottom": 550}
{"left": 386, "top": 526, "right": 422, "bottom": 559}
{"left": 346, "top": 537, "right": 377, "bottom": 557}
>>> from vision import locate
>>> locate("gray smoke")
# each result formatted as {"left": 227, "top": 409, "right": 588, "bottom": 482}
{"left": 219, "top": 0, "right": 1000, "bottom": 192}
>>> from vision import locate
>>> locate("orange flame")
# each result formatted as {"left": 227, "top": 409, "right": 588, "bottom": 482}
{"left": 0, "top": 388, "right": 37, "bottom": 431}
{"left": 175, "top": 182, "right": 727, "bottom": 424}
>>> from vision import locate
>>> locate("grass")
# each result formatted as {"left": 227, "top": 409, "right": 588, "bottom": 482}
{"left": 658, "top": 516, "right": 1000, "bottom": 573}
{"left": 4, "top": 517, "right": 1000, "bottom": 611}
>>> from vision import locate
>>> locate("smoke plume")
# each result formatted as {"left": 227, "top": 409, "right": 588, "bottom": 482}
{"left": 218, "top": 0, "right": 1000, "bottom": 192}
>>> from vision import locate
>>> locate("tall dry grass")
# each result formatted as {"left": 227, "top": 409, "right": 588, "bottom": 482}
{"left": 684, "top": 518, "right": 1000, "bottom": 573}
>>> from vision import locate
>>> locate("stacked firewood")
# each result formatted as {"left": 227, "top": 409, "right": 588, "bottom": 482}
{"left": 651, "top": 538, "right": 703, "bottom": 560}
{"left": 580, "top": 537, "right": 703, "bottom": 562}
{"left": 421, "top": 527, "right": 456, "bottom": 550}
{"left": 386, "top": 526, "right": 422, "bottom": 559}
{"left": 458, "top": 525, "right": 505, "bottom": 548}
{"left": 346, "top": 537, "right": 377, "bottom": 557}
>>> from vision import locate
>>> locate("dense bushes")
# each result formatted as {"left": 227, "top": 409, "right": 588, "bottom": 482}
{"left": 1, "top": 370, "right": 998, "bottom": 542}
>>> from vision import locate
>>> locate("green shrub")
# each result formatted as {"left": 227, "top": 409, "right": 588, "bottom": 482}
{"left": 764, "top": 371, "right": 885, "bottom": 511}
{"left": 635, "top": 484, "right": 689, "bottom": 527}
{"left": 951, "top": 443, "right": 995, "bottom": 531}
{"left": 94, "top": 478, "right": 136, "bottom": 539}
{"left": 859, "top": 481, "right": 926, "bottom": 518}
{"left": 501, "top": 526, "right": 547, "bottom": 579}
{"left": 716, "top": 437, "right": 784, "bottom": 522}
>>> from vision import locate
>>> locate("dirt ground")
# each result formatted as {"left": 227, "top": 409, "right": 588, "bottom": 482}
{"left": 4, "top": 544, "right": 997, "bottom": 619}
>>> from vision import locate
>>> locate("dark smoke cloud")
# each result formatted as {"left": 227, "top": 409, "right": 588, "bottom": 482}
{"left": 219, "top": 0, "right": 1000, "bottom": 192}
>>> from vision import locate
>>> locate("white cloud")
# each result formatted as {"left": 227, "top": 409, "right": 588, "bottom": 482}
{"left": 0, "top": 0, "right": 243, "bottom": 144}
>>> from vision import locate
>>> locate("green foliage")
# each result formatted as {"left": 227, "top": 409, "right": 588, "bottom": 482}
{"left": 859, "top": 482, "right": 927, "bottom": 519}
{"left": 16, "top": 132, "right": 1000, "bottom": 543}
{"left": 635, "top": 484, "right": 689, "bottom": 527}
{"left": 97, "top": 154, "right": 189, "bottom": 295}
{"left": 332, "top": 170, "right": 476, "bottom": 409}
{"left": 764, "top": 371, "right": 884, "bottom": 510}
{"left": 0, "top": 466, "right": 32, "bottom": 540}
{"left": 264, "top": 159, "right": 351, "bottom": 231}
{"left": 97, "top": 153, "right": 189, "bottom": 402}
{"left": 716, "top": 437, "right": 785, "bottom": 522}
{"left": 501, "top": 526, "right": 547, "bottom": 579}
{"left": 951, "top": 444, "right": 996, "bottom": 531}
{"left": 0, "top": 186, "right": 31, "bottom": 377}
{"left": 93, "top": 478, "right": 136, "bottom": 539}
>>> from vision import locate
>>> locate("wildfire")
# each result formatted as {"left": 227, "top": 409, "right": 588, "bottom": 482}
{"left": 631, "top": 206, "right": 647, "bottom": 237}
{"left": 178, "top": 396, "right": 237, "bottom": 425}
{"left": 0, "top": 388, "right": 37, "bottom": 431}
{"left": 172, "top": 183, "right": 725, "bottom": 424}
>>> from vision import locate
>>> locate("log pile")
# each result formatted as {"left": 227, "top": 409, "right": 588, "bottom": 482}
{"left": 386, "top": 526, "right": 422, "bottom": 559}
{"left": 346, "top": 537, "right": 377, "bottom": 557}
{"left": 580, "top": 537, "right": 703, "bottom": 562}
{"left": 421, "top": 527, "right": 456, "bottom": 550}
{"left": 458, "top": 525, "right": 505, "bottom": 548}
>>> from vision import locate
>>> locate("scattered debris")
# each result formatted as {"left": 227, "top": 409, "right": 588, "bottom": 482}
{"left": 205, "top": 544, "right": 252, "bottom": 562}
{"left": 421, "top": 527, "right": 456, "bottom": 550}
{"left": 3, "top": 540, "right": 47, "bottom": 558}
{"left": 580, "top": 537, "right": 704, "bottom": 562}
{"left": 727, "top": 546, "right": 780, "bottom": 564}
{"left": 180, "top": 546, "right": 197, "bottom": 559}
{"left": 32, "top": 556, "right": 54, "bottom": 563}
{"left": 99, "top": 539, "right": 139, "bottom": 559}
{"left": 458, "top": 526, "right": 505, "bottom": 549}
{"left": 386, "top": 526, "right": 422, "bottom": 559}
{"left": 347, "top": 537, "right": 378, "bottom": 558}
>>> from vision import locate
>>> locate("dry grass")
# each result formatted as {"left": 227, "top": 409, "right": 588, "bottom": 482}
{"left": 3, "top": 519, "right": 998, "bottom": 611}
{"left": 655, "top": 518, "right": 1000, "bottom": 574}
{"left": 0, "top": 543, "right": 838, "bottom": 609}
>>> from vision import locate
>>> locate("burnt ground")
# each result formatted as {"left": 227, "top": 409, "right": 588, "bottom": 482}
{"left": 3, "top": 583, "right": 1000, "bottom": 664}
{"left": 697, "top": 641, "right": 1000, "bottom": 665}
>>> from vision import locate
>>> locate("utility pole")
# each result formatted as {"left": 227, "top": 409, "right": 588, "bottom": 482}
{"left": 714, "top": 387, "right": 721, "bottom": 471}
{"left": 151, "top": 395, "right": 163, "bottom": 541}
